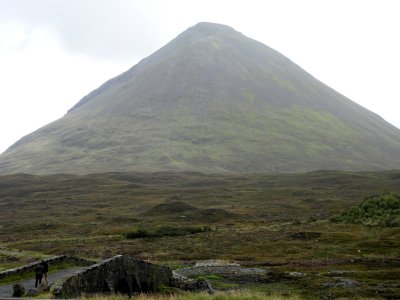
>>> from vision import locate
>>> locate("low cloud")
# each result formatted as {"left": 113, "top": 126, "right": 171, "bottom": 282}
{"left": 0, "top": 0, "right": 163, "bottom": 61}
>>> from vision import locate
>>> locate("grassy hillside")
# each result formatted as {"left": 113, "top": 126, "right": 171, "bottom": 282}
{"left": 1, "top": 22, "right": 400, "bottom": 174}
{"left": 1, "top": 171, "right": 400, "bottom": 298}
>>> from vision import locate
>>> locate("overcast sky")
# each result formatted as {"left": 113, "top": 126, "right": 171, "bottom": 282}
{"left": 0, "top": 0, "right": 399, "bottom": 154}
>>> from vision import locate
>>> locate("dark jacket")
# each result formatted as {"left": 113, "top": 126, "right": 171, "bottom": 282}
{"left": 34, "top": 264, "right": 44, "bottom": 276}
{"left": 42, "top": 261, "right": 49, "bottom": 273}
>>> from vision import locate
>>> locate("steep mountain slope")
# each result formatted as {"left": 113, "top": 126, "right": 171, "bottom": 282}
{"left": 1, "top": 22, "right": 400, "bottom": 174}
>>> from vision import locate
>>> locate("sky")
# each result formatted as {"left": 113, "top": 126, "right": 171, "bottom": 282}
{"left": 0, "top": 0, "right": 399, "bottom": 154}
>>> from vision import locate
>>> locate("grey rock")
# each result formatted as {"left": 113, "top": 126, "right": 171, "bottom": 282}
{"left": 186, "top": 278, "right": 214, "bottom": 293}
{"left": 288, "top": 271, "right": 305, "bottom": 278}
{"left": 336, "top": 278, "right": 359, "bottom": 288}
{"left": 51, "top": 286, "right": 63, "bottom": 297}
{"left": 12, "top": 283, "right": 25, "bottom": 297}
{"left": 171, "top": 272, "right": 214, "bottom": 293}
{"left": 26, "top": 288, "right": 40, "bottom": 296}
{"left": 322, "top": 277, "right": 359, "bottom": 288}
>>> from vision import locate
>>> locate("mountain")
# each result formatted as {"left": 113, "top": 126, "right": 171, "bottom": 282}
{"left": 1, "top": 22, "right": 400, "bottom": 174}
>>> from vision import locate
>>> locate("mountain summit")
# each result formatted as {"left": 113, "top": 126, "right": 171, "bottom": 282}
{"left": 1, "top": 22, "right": 400, "bottom": 174}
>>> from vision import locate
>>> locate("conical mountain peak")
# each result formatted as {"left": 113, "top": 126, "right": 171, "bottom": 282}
{"left": 178, "top": 22, "right": 240, "bottom": 40}
{"left": 1, "top": 23, "right": 400, "bottom": 174}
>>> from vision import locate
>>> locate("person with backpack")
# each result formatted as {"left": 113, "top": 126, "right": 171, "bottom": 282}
{"left": 41, "top": 260, "right": 49, "bottom": 285}
{"left": 34, "top": 263, "right": 44, "bottom": 288}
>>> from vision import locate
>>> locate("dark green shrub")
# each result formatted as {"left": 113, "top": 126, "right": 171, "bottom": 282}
{"left": 124, "top": 227, "right": 151, "bottom": 239}
{"left": 154, "top": 225, "right": 211, "bottom": 237}
{"left": 124, "top": 225, "right": 212, "bottom": 239}
{"left": 330, "top": 193, "right": 400, "bottom": 227}
{"left": 290, "top": 231, "right": 321, "bottom": 240}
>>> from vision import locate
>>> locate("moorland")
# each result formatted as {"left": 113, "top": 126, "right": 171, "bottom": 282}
{"left": 1, "top": 170, "right": 400, "bottom": 298}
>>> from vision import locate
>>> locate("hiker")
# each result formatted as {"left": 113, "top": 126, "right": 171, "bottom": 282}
{"left": 41, "top": 260, "right": 49, "bottom": 285}
{"left": 34, "top": 263, "right": 44, "bottom": 288}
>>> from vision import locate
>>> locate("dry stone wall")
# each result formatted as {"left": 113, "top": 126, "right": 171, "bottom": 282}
{"left": 174, "top": 264, "right": 241, "bottom": 277}
{"left": 0, "top": 255, "right": 94, "bottom": 280}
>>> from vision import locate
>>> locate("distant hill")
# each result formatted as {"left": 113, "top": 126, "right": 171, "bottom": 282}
{"left": 1, "top": 22, "right": 400, "bottom": 174}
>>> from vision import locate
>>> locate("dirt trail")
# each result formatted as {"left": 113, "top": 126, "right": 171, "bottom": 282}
{"left": 0, "top": 266, "right": 85, "bottom": 298}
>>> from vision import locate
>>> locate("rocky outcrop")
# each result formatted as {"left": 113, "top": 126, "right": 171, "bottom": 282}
{"left": 171, "top": 272, "right": 213, "bottom": 294}
{"left": 59, "top": 255, "right": 172, "bottom": 298}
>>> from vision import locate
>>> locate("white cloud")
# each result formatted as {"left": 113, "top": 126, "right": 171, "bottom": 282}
{"left": 0, "top": 0, "right": 162, "bottom": 61}
{"left": 0, "top": 25, "right": 130, "bottom": 153}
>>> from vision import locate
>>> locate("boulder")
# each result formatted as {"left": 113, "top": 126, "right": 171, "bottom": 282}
{"left": 51, "top": 286, "right": 63, "bottom": 297}
{"left": 186, "top": 278, "right": 214, "bottom": 293}
{"left": 12, "top": 283, "right": 25, "bottom": 297}
{"left": 171, "top": 272, "right": 214, "bottom": 293}
{"left": 26, "top": 288, "right": 40, "bottom": 297}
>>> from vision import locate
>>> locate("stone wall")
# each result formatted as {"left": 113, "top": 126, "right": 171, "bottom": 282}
{"left": 0, "top": 255, "right": 94, "bottom": 281}
{"left": 174, "top": 265, "right": 241, "bottom": 278}
{"left": 60, "top": 255, "right": 172, "bottom": 298}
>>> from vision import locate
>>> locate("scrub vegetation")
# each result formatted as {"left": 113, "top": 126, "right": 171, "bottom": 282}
{"left": 1, "top": 170, "right": 400, "bottom": 298}
{"left": 124, "top": 225, "right": 212, "bottom": 239}
{"left": 331, "top": 193, "right": 400, "bottom": 226}
{"left": 81, "top": 291, "right": 302, "bottom": 299}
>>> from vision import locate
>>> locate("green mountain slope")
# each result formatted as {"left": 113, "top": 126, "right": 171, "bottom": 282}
{"left": 1, "top": 22, "right": 400, "bottom": 174}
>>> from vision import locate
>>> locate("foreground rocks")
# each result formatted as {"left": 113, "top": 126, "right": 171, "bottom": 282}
{"left": 59, "top": 255, "right": 172, "bottom": 298}
{"left": 4, "top": 255, "right": 214, "bottom": 298}
{"left": 12, "top": 283, "right": 24, "bottom": 297}
{"left": 172, "top": 271, "right": 213, "bottom": 294}
{"left": 26, "top": 288, "right": 40, "bottom": 297}
{"left": 54, "top": 255, "right": 212, "bottom": 298}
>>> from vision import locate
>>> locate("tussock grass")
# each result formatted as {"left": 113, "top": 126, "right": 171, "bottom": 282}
{"left": 1, "top": 171, "right": 400, "bottom": 298}
{"left": 82, "top": 291, "right": 301, "bottom": 300}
